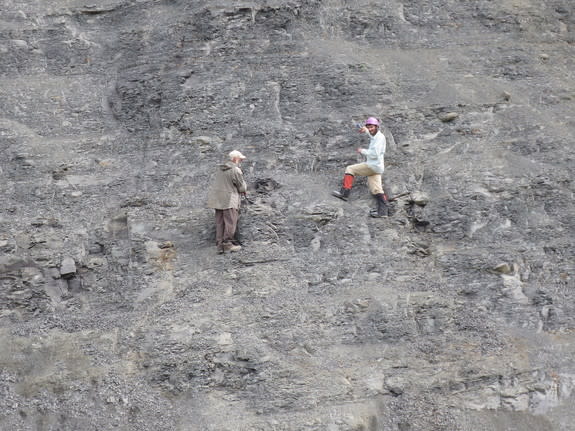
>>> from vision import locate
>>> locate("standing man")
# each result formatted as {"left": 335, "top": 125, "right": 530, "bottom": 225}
{"left": 332, "top": 117, "right": 389, "bottom": 217}
{"left": 207, "top": 150, "right": 248, "bottom": 253}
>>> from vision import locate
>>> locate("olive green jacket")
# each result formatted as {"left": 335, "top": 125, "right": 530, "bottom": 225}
{"left": 206, "top": 161, "right": 247, "bottom": 210}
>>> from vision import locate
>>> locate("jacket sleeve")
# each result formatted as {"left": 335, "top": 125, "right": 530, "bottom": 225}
{"left": 362, "top": 134, "right": 386, "bottom": 159}
{"left": 232, "top": 168, "right": 247, "bottom": 193}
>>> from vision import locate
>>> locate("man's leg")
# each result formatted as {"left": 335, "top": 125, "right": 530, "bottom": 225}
{"left": 332, "top": 172, "right": 354, "bottom": 200}
{"left": 215, "top": 209, "right": 225, "bottom": 253}
{"left": 367, "top": 174, "right": 389, "bottom": 217}
{"left": 348, "top": 163, "right": 378, "bottom": 179}
{"left": 233, "top": 208, "right": 242, "bottom": 245}
{"left": 367, "top": 174, "right": 384, "bottom": 195}
{"left": 332, "top": 163, "right": 374, "bottom": 201}
{"left": 222, "top": 208, "right": 241, "bottom": 252}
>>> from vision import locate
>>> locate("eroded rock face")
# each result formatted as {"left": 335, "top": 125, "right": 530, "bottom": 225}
{"left": 1, "top": 0, "right": 574, "bottom": 430}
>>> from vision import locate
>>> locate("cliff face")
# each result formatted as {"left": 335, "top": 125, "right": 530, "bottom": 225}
{"left": 1, "top": 1, "right": 574, "bottom": 430}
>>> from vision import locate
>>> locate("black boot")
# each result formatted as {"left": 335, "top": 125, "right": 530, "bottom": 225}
{"left": 332, "top": 187, "right": 351, "bottom": 201}
{"left": 332, "top": 174, "right": 354, "bottom": 201}
{"left": 370, "top": 193, "right": 389, "bottom": 217}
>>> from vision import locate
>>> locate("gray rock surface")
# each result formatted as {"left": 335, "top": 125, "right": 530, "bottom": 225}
{"left": 1, "top": 0, "right": 574, "bottom": 430}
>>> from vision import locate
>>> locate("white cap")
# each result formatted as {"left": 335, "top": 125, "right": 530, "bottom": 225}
{"left": 229, "top": 150, "right": 246, "bottom": 160}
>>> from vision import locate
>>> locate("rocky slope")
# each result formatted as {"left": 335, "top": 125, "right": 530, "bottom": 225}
{"left": 1, "top": 0, "right": 574, "bottom": 430}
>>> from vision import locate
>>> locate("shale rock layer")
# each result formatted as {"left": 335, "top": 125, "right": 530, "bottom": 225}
{"left": 1, "top": 1, "right": 574, "bottom": 430}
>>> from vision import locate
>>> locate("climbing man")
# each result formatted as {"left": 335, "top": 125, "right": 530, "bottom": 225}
{"left": 207, "top": 150, "right": 248, "bottom": 253}
{"left": 332, "top": 117, "right": 389, "bottom": 217}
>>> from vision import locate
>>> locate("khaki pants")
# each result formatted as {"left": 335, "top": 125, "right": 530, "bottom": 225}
{"left": 345, "top": 163, "right": 383, "bottom": 195}
{"left": 215, "top": 208, "right": 239, "bottom": 249}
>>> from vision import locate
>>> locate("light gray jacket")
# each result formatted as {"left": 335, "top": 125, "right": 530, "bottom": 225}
{"left": 359, "top": 130, "right": 386, "bottom": 174}
{"left": 206, "top": 161, "right": 247, "bottom": 210}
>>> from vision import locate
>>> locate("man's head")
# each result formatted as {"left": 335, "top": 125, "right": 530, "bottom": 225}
{"left": 228, "top": 150, "right": 246, "bottom": 164}
{"left": 364, "top": 117, "right": 379, "bottom": 135}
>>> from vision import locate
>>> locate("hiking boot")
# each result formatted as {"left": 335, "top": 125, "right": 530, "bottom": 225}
{"left": 370, "top": 208, "right": 387, "bottom": 218}
{"left": 223, "top": 243, "right": 242, "bottom": 252}
{"left": 332, "top": 174, "right": 354, "bottom": 201}
{"left": 370, "top": 193, "right": 389, "bottom": 218}
{"left": 332, "top": 187, "right": 351, "bottom": 201}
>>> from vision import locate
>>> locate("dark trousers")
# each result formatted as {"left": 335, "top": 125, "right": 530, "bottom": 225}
{"left": 215, "top": 208, "right": 239, "bottom": 249}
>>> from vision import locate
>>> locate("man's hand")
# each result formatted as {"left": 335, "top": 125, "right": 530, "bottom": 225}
{"left": 356, "top": 148, "right": 364, "bottom": 154}
{"left": 241, "top": 192, "right": 253, "bottom": 205}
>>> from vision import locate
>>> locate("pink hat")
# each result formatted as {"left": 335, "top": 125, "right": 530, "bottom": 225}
{"left": 365, "top": 117, "right": 380, "bottom": 126}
